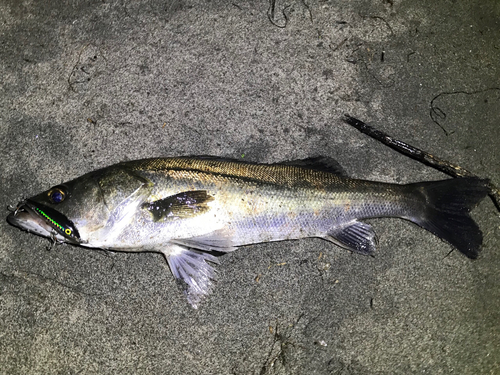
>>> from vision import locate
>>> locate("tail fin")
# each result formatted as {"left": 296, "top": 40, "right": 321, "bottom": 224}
{"left": 406, "top": 178, "right": 489, "bottom": 259}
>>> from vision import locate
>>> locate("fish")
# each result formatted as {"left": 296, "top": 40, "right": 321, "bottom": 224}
{"left": 7, "top": 156, "right": 490, "bottom": 307}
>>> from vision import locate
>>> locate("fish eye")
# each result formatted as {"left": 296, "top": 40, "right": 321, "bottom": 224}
{"left": 48, "top": 187, "right": 66, "bottom": 204}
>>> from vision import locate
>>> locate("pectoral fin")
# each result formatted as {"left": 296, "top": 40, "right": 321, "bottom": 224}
{"left": 160, "top": 244, "right": 219, "bottom": 309}
{"left": 326, "top": 221, "right": 378, "bottom": 255}
{"left": 142, "top": 191, "right": 214, "bottom": 221}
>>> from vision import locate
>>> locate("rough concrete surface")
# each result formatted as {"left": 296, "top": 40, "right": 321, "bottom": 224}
{"left": 1, "top": 0, "right": 499, "bottom": 374}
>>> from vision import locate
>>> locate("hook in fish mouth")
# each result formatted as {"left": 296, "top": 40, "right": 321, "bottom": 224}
{"left": 7, "top": 204, "right": 17, "bottom": 213}
{"left": 7, "top": 200, "right": 82, "bottom": 244}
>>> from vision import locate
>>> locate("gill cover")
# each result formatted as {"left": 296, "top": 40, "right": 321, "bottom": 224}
{"left": 94, "top": 166, "right": 154, "bottom": 238}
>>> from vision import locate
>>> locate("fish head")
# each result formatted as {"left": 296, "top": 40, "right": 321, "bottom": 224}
{"left": 7, "top": 166, "right": 152, "bottom": 246}
{"left": 7, "top": 172, "right": 109, "bottom": 245}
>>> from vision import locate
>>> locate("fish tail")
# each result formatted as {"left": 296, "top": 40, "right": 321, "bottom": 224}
{"left": 405, "top": 177, "right": 490, "bottom": 259}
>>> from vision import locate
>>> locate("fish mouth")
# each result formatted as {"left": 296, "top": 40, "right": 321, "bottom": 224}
{"left": 7, "top": 201, "right": 81, "bottom": 244}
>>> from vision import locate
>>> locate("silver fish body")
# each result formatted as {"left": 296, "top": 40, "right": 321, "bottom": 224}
{"left": 7, "top": 157, "right": 489, "bottom": 307}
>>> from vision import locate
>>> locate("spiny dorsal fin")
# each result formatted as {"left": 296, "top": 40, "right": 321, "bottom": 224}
{"left": 142, "top": 191, "right": 214, "bottom": 222}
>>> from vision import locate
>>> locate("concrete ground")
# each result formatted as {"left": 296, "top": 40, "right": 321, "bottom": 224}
{"left": 1, "top": 0, "right": 499, "bottom": 374}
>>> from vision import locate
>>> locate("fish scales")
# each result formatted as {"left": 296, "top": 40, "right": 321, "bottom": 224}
{"left": 128, "top": 158, "right": 404, "bottom": 244}
{"left": 127, "top": 157, "right": 345, "bottom": 187}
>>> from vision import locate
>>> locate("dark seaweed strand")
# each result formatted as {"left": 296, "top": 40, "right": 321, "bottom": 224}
{"left": 342, "top": 115, "right": 500, "bottom": 211}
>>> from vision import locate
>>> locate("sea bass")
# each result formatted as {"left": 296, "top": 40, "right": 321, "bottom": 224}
{"left": 7, "top": 157, "right": 489, "bottom": 307}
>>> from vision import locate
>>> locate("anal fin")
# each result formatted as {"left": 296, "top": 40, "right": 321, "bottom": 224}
{"left": 160, "top": 244, "right": 219, "bottom": 309}
{"left": 326, "top": 221, "right": 378, "bottom": 255}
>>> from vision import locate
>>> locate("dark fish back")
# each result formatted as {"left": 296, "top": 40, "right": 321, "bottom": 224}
{"left": 123, "top": 157, "right": 346, "bottom": 189}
